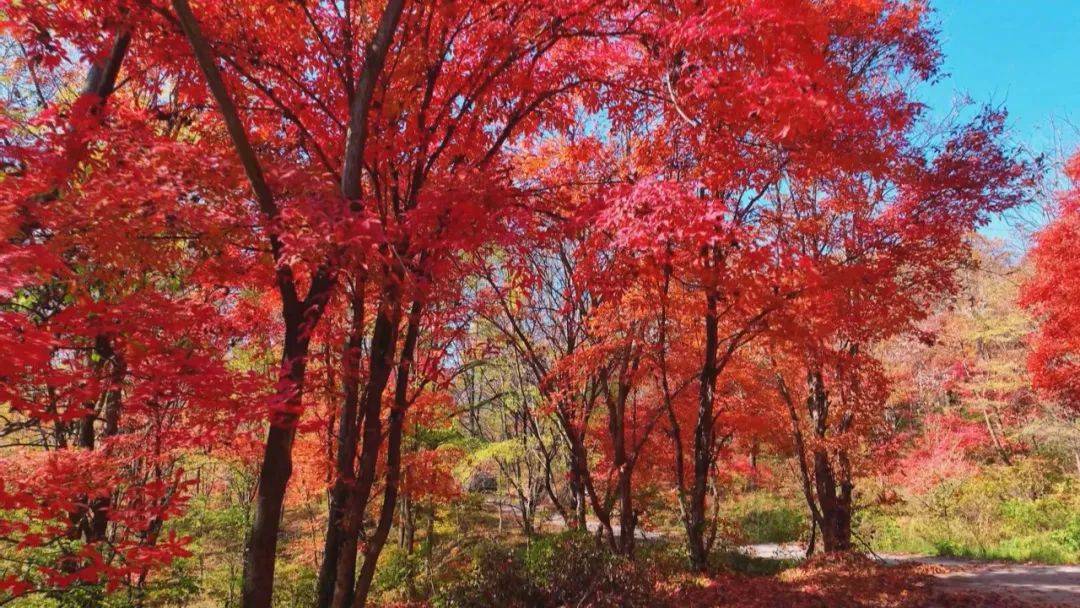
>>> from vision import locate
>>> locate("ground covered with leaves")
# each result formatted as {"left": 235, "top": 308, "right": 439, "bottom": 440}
{"left": 659, "top": 554, "right": 1059, "bottom": 608}
{"left": 376, "top": 534, "right": 1071, "bottom": 608}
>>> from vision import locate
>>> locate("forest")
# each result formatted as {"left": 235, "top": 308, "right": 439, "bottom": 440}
{"left": 0, "top": 1, "right": 1078, "bottom": 607}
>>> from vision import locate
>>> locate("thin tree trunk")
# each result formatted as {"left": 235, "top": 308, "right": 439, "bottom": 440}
{"left": 617, "top": 466, "right": 636, "bottom": 555}
{"left": 170, "top": 4, "right": 335, "bottom": 603}
{"left": 317, "top": 281, "right": 366, "bottom": 607}
{"left": 607, "top": 351, "right": 639, "bottom": 555}
{"left": 330, "top": 280, "right": 403, "bottom": 608}
{"left": 244, "top": 327, "right": 312, "bottom": 608}
{"left": 351, "top": 408, "right": 405, "bottom": 608}
{"left": 688, "top": 289, "right": 719, "bottom": 571}
{"left": 777, "top": 374, "right": 825, "bottom": 554}
{"left": 90, "top": 338, "right": 125, "bottom": 541}
{"left": 350, "top": 299, "right": 423, "bottom": 608}
{"left": 983, "top": 408, "right": 1012, "bottom": 465}
{"left": 400, "top": 490, "right": 415, "bottom": 553}
{"left": 747, "top": 441, "right": 759, "bottom": 492}
{"left": 39, "top": 27, "right": 130, "bottom": 548}
{"left": 567, "top": 449, "right": 588, "bottom": 529}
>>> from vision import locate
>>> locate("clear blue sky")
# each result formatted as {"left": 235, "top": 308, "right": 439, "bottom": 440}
{"left": 920, "top": 1, "right": 1080, "bottom": 243}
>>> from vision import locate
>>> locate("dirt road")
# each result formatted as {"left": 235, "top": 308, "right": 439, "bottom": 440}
{"left": 741, "top": 544, "right": 1080, "bottom": 606}
{"left": 542, "top": 520, "right": 1080, "bottom": 606}
{"left": 911, "top": 558, "right": 1080, "bottom": 607}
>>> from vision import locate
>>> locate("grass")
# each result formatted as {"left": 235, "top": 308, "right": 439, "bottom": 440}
{"left": 860, "top": 459, "right": 1080, "bottom": 565}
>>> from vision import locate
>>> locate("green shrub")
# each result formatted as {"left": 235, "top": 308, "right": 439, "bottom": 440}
{"left": 721, "top": 493, "right": 807, "bottom": 544}
{"left": 635, "top": 539, "right": 688, "bottom": 578}
{"left": 272, "top": 562, "right": 317, "bottom": 608}
{"left": 861, "top": 458, "right": 1080, "bottom": 565}
{"left": 432, "top": 542, "right": 537, "bottom": 608}
{"left": 1057, "top": 515, "right": 1080, "bottom": 552}
{"left": 523, "top": 532, "right": 651, "bottom": 608}
{"left": 433, "top": 532, "right": 653, "bottom": 608}
{"left": 373, "top": 544, "right": 426, "bottom": 601}
{"left": 741, "top": 507, "right": 805, "bottom": 544}
{"left": 931, "top": 538, "right": 964, "bottom": 558}
{"left": 712, "top": 550, "right": 800, "bottom": 576}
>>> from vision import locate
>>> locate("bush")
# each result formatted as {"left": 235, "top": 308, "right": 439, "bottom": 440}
{"left": 374, "top": 544, "right": 427, "bottom": 602}
{"left": 741, "top": 507, "right": 805, "bottom": 544}
{"left": 375, "top": 545, "right": 413, "bottom": 593}
{"left": 272, "top": 562, "right": 318, "bottom": 608}
{"left": 433, "top": 542, "right": 538, "bottom": 608}
{"left": 434, "top": 532, "right": 652, "bottom": 608}
{"left": 634, "top": 539, "right": 688, "bottom": 578}
{"left": 524, "top": 532, "right": 651, "bottom": 607}
{"left": 1058, "top": 514, "right": 1080, "bottom": 552}
{"left": 721, "top": 493, "right": 807, "bottom": 545}
{"left": 712, "top": 550, "right": 800, "bottom": 577}
{"left": 861, "top": 458, "right": 1080, "bottom": 564}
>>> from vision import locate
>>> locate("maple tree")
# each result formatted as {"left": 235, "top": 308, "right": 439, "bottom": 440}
{"left": 1024, "top": 152, "right": 1080, "bottom": 413}
{"left": 584, "top": 1, "right": 1030, "bottom": 568}
{"left": 0, "top": 15, "right": 265, "bottom": 600}
{"left": 758, "top": 110, "right": 1033, "bottom": 552}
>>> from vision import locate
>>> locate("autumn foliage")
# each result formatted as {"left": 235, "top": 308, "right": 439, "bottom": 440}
{"left": 0, "top": 1, "right": 1063, "bottom": 607}
{"left": 1024, "top": 153, "right": 1080, "bottom": 411}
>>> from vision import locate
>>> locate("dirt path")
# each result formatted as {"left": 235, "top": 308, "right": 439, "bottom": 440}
{"left": 741, "top": 544, "right": 1080, "bottom": 606}
{"left": 540, "top": 518, "right": 1080, "bottom": 606}
{"left": 895, "top": 557, "right": 1080, "bottom": 607}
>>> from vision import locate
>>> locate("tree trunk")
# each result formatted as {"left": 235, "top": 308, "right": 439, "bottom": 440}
{"left": 746, "top": 441, "right": 759, "bottom": 492}
{"left": 983, "top": 408, "right": 1012, "bottom": 465}
{"left": 819, "top": 510, "right": 852, "bottom": 552}
{"left": 402, "top": 494, "right": 418, "bottom": 599}
{"left": 608, "top": 352, "right": 639, "bottom": 556}
{"left": 617, "top": 467, "right": 637, "bottom": 555}
{"left": 779, "top": 374, "right": 825, "bottom": 556}
{"left": 242, "top": 325, "right": 312, "bottom": 608}
{"left": 807, "top": 368, "right": 853, "bottom": 553}
{"left": 688, "top": 289, "right": 719, "bottom": 571}
{"left": 170, "top": 4, "right": 337, "bottom": 605}
{"left": 244, "top": 425, "right": 297, "bottom": 606}
{"left": 329, "top": 281, "right": 403, "bottom": 608}
{"left": 89, "top": 338, "right": 125, "bottom": 541}
{"left": 317, "top": 282, "right": 366, "bottom": 608}
{"left": 399, "top": 491, "right": 415, "bottom": 553}
{"left": 350, "top": 409, "right": 404, "bottom": 608}
{"left": 350, "top": 299, "right": 422, "bottom": 608}
{"left": 812, "top": 457, "right": 855, "bottom": 552}
{"left": 567, "top": 455, "right": 588, "bottom": 529}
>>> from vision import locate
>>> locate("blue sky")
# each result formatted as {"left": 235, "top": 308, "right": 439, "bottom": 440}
{"left": 920, "top": 1, "right": 1080, "bottom": 243}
